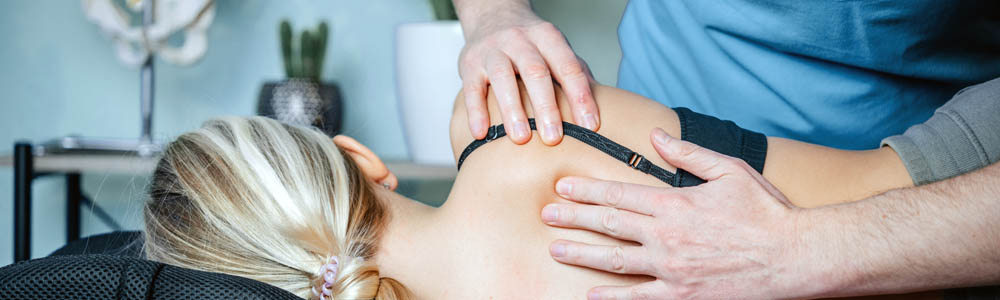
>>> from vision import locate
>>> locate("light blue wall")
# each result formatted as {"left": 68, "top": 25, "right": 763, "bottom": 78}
{"left": 0, "top": 0, "right": 433, "bottom": 265}
{"left": 0, "top": 0, "right": 626, "bottom": 265}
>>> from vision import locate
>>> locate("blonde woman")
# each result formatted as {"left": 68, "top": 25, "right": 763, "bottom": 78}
{"left": 144, "top": 82, "right": 922, "bottom": 299}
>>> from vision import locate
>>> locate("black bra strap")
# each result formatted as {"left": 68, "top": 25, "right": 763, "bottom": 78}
{"left": 457, "top": 119, "right": 681, "bottom": 186}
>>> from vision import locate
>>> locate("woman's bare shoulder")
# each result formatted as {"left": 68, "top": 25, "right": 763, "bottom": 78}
{"left": 449, "top": 82, "right": 681, "bottom": 166}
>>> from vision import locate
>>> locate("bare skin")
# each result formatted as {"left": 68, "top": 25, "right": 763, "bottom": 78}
{"left": 368, "top": 83, "right": 913, "bottom": 299}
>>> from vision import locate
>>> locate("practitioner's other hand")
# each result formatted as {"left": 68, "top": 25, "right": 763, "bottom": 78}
{"left": 457, "top": 1, "right": 599, "bottom": 145}
{"left": 542, "top": 128, "right": 812, "bottom": 300}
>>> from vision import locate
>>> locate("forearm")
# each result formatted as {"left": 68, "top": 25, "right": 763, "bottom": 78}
{"left": 798, "top": 161, "right": 1000, "bottom": 297}
{"left": 453, "top": 0, "right": 533, "bottom": 39}
{"left": 764, "top": 138, "right": 913, "bottom": 208}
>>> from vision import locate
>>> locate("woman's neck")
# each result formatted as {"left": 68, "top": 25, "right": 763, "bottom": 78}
{"left": 373, "top": 188, "right": 449, "bottom": 295}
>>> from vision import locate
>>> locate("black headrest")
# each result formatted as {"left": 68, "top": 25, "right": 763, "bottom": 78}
{"left": 49, "top": 231, "right": 144, "bottom": 257}
{"left": 0, "top": 254, "right": 299, "bottom": 300}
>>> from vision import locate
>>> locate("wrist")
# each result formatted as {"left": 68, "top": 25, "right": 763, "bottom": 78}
{"left": 775, "top": 207, "right": 860, "bottom": 299}
{"left": 453, "top": 0, "right": 537, "bottom": 40}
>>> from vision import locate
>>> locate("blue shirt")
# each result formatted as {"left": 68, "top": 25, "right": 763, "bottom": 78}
{"left": 617, "top": 0, "right": 1000, "bottom": 149}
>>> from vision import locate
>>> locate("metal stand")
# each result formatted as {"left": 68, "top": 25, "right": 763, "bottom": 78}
{"left": 66, "top": 173, "right": 82, "bottom": 243}
{"left": 14, "top": 143, "right": 32, "bottom": 262}
{"left": 37, "top": 0, "right": 160, "bottom": 157}
{"left": 139, "top": 0, "right": 155, "bottom": 147}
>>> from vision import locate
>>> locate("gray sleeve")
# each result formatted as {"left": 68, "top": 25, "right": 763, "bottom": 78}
{"left": 881, "top": 77, "right": 1000, "bottom": 186}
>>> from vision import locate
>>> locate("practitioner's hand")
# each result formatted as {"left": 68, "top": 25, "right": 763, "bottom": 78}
{"left": 541, "top": 128, "right": 812, "bottom": 300}
{"left": 457, "top": 1, "right": 599, "bottom": 145}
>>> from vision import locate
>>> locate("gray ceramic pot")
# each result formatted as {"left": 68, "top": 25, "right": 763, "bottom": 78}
{"left": 258, "top": 78, "right": 343, "bottom": 136}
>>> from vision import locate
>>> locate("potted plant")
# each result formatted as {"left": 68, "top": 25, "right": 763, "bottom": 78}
{"left": 258, "top": 20, "right": 343, "bottom": 136}
{"left": 395, "top": 0, "right": 464, "bottom": 166}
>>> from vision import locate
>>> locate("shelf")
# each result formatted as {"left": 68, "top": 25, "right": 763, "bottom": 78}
{"left": 0, "top": 153, "right": 455, "bottom": 180}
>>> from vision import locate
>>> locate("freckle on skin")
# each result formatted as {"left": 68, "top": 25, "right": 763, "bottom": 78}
{"left": 882, "top": 214, "right": 887, "bottom": 219}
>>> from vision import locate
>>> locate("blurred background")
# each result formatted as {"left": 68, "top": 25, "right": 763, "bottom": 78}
{"left": 0, "top": 0, "right": 626, "bottom": 265}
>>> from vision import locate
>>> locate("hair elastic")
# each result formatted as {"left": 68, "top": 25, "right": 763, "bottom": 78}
{"left": 311, "top": 256, "right": 339, "bottom": 300}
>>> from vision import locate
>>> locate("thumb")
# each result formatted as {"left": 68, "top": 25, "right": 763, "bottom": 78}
{"left": 650, "top": 128, "right": 738, "bottom": 181}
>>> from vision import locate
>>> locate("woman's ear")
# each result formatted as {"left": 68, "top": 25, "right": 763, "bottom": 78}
{"left": 333, "top": 135, "right": 397, "bottom": 191}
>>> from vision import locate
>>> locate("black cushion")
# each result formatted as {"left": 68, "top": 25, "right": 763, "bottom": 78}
{"left": 0, "top": 254, "right": 299, "bottom": 300}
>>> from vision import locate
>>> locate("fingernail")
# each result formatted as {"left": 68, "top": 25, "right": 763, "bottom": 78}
{"left": 582, "top": 113, "right": 598, "bottom": 131}
{"left": 550, "top": 243, "right": 566, "bottom": 257}
{"left": 512, "top": 121, "right": 529, "bottom": 140}
{"left": 470, "top": 121, "right": 484, "bottom": 137}
{"left": 556, "top": 180, "right": 572, "bottom": 197}
{"left": 587, "top": 290, "right": 601, "bottom": 300}
{"left": 653, "top": 128, "right": 669, "bottom": 146}
{"left": 543, "top": 122, "right": 560, "bottom": 143}
{"left": 541, "top": 205, "right": 559, "bottom": 222}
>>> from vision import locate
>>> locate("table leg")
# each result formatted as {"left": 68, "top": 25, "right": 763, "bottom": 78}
{"left": 14, "top": 143, "right": 32, "bottom": 262}
{"left": 66, "top": 173, "right": 81, "bottom": 244}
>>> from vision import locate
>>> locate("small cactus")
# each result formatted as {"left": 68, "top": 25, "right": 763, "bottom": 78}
{"left": 315, "top": 22, "right": 328, "bottom": 79}
{"left": 429, "top": 0, "right": 457, "bottom": 20}
{"left": 280, "top": 20, "right": 295, "bottom": 78}
{"left": 301, "top": 30, "right": 315, "bottom": 79}
{"left": 278, "top": 20, "right": 330, "bottom": 81}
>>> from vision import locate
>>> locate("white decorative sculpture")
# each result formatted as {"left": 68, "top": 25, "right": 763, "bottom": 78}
{"left": 82, "top": 0, "right": 215, "bottom": 67}
{"left": 39, "top": 0, "right": 215, "bottom": 156}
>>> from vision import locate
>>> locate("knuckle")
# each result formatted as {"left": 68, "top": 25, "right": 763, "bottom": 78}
{"left": 661, "top": 259, "right": 697, "bottom": 278}
{"left": 609, "top": 246, "right": 626, "bottom": 272}
{"left": 521, "top": 63, "right": 551, "bottom": 80}
{"left": 598, "top": 291, "right": 618, "bottom": 300}
{"left": 557, "top": 60, "right": 587, "bottom": 80}
{"left": 718, "top": 156, "right": 752, "bottom": 175}
{"left": 533, "top": 22, "right": 565, "bottom": 41}
{"left": 676, "top": 141, "right": 700, "bottom": 158}
{"left": 671, "top": 285, "right": 696, "bottom": 300}
{"left": 561, "top": 206, "right": 576, "bottom": 224}
{"left": 488, "top": 65, "right": 515, "bottom": 78}
{"left": 534, "top": 101, "right": 559, "bottom": 114}
{"left": 629, "top": 287, "right": 654, "bottom": 300}
{"left": 459, "top": 54, "right": 478, "bottom": 68}
{"left": 652, "top": 226, "right": 673, "bottom": 242}
{"left": 720, "top": 156, "right": 743, "bottom": 168}
{"left": 601, "top": 208, "right": 619, "bottom": 234}
{"left": 664, "top": 234, "right": 684, "bottom": 248}
{"left": 535, "top": 21, "right": 559, "bottom": 33}
{"left": 649, "top": 191, "right": 673, "bottom": 207}
{"left": 500, "top": 27, "right": 529, "bottom": 41}
{"left": 463, "top": 81, "right": 483, "bottom": 93}
{"left": 603, "top": 182, "right": 625, "bottom": 206}
{"left": 732, "top": 157, "right": 753, "bottom": 170}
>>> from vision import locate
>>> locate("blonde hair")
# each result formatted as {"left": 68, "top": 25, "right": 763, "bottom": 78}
{"left": 143, "top": 116, "right": 411, "bottom": 299}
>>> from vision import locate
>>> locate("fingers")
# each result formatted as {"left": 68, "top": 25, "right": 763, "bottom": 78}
{"left": 505, "top": 41, "right": 563, "bottom": 145}
{"left": 461, "top": 72, "right": 490, "bottom": 140}
{"left": 531, "top": 24, "right": 600, "bottom": 131}
{"left": 587, "top": 281, "right": 669, "bottom": 300}
{"left": 549, "top": 240, "right": 655, "bottom": 275}
{"left": 459, "top": 21, "right": 598, "bottom": 145}
{"left": 541, "top": 203, "right": 653, "bottom": 242}
{"left": 650, "top": 128, "right": 746, "bottom": 181}
{"left": 555, "top": 177, "right": 667, "bottom": 215}
{"left": 485, "top": 51, "right": 532, "bottom": 144}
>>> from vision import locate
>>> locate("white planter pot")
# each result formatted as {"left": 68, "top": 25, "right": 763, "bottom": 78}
{"left": 395, "top": 21, "right": 464, "bottom": 166}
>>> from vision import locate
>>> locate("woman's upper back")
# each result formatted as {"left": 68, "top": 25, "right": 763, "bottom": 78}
{"left": 425, "top": 83, "right": 680, "bottom": 298}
